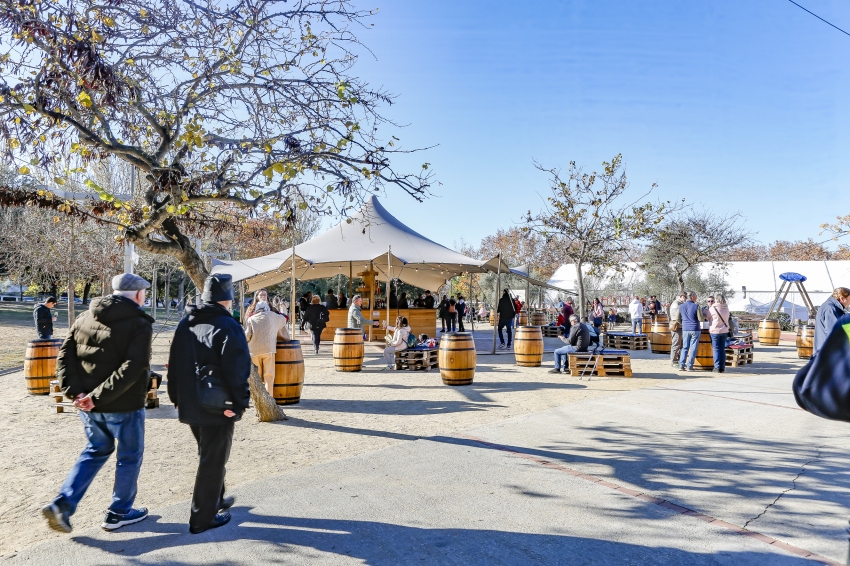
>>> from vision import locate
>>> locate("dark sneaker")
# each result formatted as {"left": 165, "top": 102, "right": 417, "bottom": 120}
{"left": 42, "top": 503, "right": 72, "bottom": 533}
{"left": 102, "top": 507, "right": 148, "bottom": 531}
{"left": 548, "top": 368, "right": 562, "bottom": 374}
{"left": 680, "top": 366, "right": 689, "bottom": 372}
{"left": 190, "top": 511, "right": 231, "bottom": 534}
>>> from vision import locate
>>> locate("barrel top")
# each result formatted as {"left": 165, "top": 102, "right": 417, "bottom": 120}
{"left": 275, "top": 339, "right": 301, "bottom": 345}
{"left": 335, "top": 328, "right": 363, "bottom": 333}
{"left": 440, "top": 332, "right": 472, "bottom": 338}
{"left": 28, "top": 338, "right": 64, "bottom": 344}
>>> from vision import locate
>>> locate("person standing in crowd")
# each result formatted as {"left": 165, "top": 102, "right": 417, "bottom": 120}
{"left": 34, "top": 296, "right": 58, "bottom": 339}
{"left": 43, "top": 274, "right": 153, "bottom": 533}
{"left": 678, "top": 291, "right": 704, "bottom": 371}
{"left": 398, "top": 292, "right": 409, "bottom": 309}
{"left": 325, "top": 290, "right": 338, "bottom": 310}
{"left": 477, "top": 303, "right": 487, "bottom": 321}
{"left": 561, "top": 298, "right": 575, "bottom": 332}
{"left": 382, "top": 315, "right": 411, "bottom": 370}
{"left": 338, "top": 291, "right": 348, "bottom": 309}
{"left": 424, "top": 290, "right": 435, "bottom": 309}
{"left": 298, "top": 291, "right": 312, "bottom": 332}
{"left": 348, "top": 294, "right": 365, "bottom": 330}
{"left": 707, "top": 294, "right": 730, "bottom": 373}
{"left": 413, "top": 294, "right": 424, "bottom": 308}
{"left": 457, "top": 295, "right": 467, "bottom": 332}
{"left": 245, "top": 301, "right": 289, "bottom": 395}
{"left": 447, "top": 298, "right": 458, "bottom": 332}
{"left": 814, "top": 287, "right": 850, "bottom": 355}
{"left": 303, "top": 295, "right": 330, "bottom": 355}
{"left": 652, "top": 295, "right": 662, "bottom": 315}
{"left": 438, "top": 295, "right": 449, "bottom": 333}
{"left": 607, "top": 306, "right": 617, "bottom": 329}
{"left": 646, "top": 296, "right": 658, "bottom": 319}
{"left": 167, "top": 274, "right": 250, "bottom": 534}
{"left": 497, "top": 289, "right": 516, "bottom": 349}
{"left": 549, "top": 314, "right": 589, "bottom": 373}
{"left": 629, "top": 296, "right": 644, "bottom": 334}
{"left": 590, "top": 298, "right": 604, "bottom": 332}
{"left": 244, "top": 288, "right": 279, "bottom": 322}
{"left": 389, "top": 287, "right": 398, "bottom": 309}
{"left": 668, "top": 291, "right": 686, "bottom": 368}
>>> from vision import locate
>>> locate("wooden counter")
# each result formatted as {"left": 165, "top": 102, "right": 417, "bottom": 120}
{"left": 320, "top": 308, "right": 437, "bottom": 342}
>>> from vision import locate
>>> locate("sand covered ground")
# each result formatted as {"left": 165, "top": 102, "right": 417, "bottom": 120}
{"left": 0, "top": 317, "right": 806, "bottom": 557}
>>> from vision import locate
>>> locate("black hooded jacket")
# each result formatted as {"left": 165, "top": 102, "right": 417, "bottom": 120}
{"left": 167, "top": 302, "right": 251, "bottom": 426}
{"left": 34, "top": 303, "right": 54, "bottom": 336}
{"left": 57, "top": 295, "right": 154, "bottom": 413}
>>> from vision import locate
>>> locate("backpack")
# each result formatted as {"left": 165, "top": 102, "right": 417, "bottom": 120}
{"left": 318, "top": 308, "right": 329, "bottom": 325}
{"left": 793, "top": 313, "right": 850, "bottom": 422}
{"left": 407, "top": 333, "right": 418, "bottom": 348}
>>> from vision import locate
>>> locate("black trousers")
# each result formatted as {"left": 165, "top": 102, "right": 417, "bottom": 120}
{"left": 458, "top": 314, "right": 465, "bottom": 332}
{"left": 311, "top": 328, "right": 323, "bottom": 351}
{"left": 189, "top": 422, "right": 234, "bottom": 529}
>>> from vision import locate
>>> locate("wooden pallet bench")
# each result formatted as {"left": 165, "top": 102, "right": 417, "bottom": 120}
{"left": 733, "top": 332, "right": 753, "bottom": 345}
{"left": 603, "top": 332, "right": 648, "bottom": 351}
{"left": 540, "top": 325, "right": 561, "bottom": 338}
{"left": 395, "top": 348, "right": 439, "bottom": 371}
{"left": 726, "top": 344, "right": 753, "bottom": 367}
{"left": 568, "top": 349, "right": 633, "bottom": 378}
{"left": 51, "top": 374, "right": 162, "bottom": 412}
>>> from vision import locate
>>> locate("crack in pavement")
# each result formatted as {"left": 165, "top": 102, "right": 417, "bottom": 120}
{"left": 743, "top": 446, "right": 823, "bottom": 530}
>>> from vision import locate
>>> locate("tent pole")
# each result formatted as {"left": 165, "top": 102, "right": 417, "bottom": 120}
{"left": 387, "top": 246, "right": 391, "bottom": 334}
{"left": 469, "top": 272, "right": 474, "bottom": 332}
{"left": 491, "top": 252, "right": 502, "bottom": 354}
{"left": 349, "top": 262, "right": 353, "bottom": 303}
{"left": 291, "top": 245, "right": 296, "bottom": 339}
{"left": 239, "top": 282, "right": 245, "bottom": 325}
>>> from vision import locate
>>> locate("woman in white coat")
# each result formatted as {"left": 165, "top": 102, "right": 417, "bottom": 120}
{"left": 382, "top": 315, "right": 411, "bottom": 370}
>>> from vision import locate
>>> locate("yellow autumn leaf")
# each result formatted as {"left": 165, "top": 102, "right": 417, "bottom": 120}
{"left": 76, "top": 92, "right": 92, "bottom": 108}
{"left": 18, "top": 166, "right": 30, "bottom": 175}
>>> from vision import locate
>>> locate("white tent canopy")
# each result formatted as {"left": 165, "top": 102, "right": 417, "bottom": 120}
{"left": 212, "top": 196, "right": 572, "bottom": 294}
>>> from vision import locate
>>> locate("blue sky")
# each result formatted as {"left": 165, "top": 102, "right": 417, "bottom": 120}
{"left": 344, "top": 0, "right": 850, "bottom": 251}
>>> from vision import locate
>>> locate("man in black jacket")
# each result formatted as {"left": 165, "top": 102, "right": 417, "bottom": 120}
{"left": 325, "top": 289, "right": 339, "bottom": 309}
{"left": 423, "top": 290, "right": 435, "bottom": 309}
{"left": 167, "top": 273, "right": 251, "bottom": 534}
{"left": 550, "top": 315, "right": 590, "bottom": 373}
{"left": 33, "top": 296, "right": 57, "bottom": 338}
{"left": 43, "top": 274, "right": 153, "bottom": 533}
{"left": 497, "top": 289, "right": 517, "bottom": 349}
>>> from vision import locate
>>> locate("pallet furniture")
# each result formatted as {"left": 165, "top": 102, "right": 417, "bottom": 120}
{"left": 733, "top": 332, "right": 753, "bottom": 345}
{"left": 567, "top": 349, "right": 633, "bottom": 378}
{"left": 604, "top": 332, "right": 648, "bottom": 351}
{"left": 395, "top": 347, "right": 439, "bottom": 371}
{"left": 725, "top": 344, "right": 753, "bottom": 367}
{"left": 540, "top": 325, "right": 561, "bottom": 338}
{"left": 50, "top": 380, "right": 75, "bottom": 413}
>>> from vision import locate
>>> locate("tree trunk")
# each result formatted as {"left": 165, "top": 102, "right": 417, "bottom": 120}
{"left": 177, "top": 276, "right": 185, "bottom": 310}
{"left": 126, "top": 218, "right": 209, "bottom": 289}
{"left": 164, "top": 267, "right": 172, "bottom": 317}
{"left": 576, "top": 261, "right": 586, "bottom": 318}
{"left": 67, "top": 274, "right": 75, "bottom": 326}
{"left": 248, "top": 364, "right": 287, "bottom": 422}
{"left": 676, "top": 270, "right": 686, "bottom": 294}
{"left": 82, "top": 279, "right": 92, "bottom": 305}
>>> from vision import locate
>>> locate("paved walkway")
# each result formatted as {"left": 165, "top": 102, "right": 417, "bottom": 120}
{"left": 11, "top": 373, "right": 849, "bottom": 565}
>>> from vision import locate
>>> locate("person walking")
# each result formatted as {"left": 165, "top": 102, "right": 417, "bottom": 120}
{"left": 43, "top": 274, "right": 153, "bottom": 533}
{"left": 707, "top": 294, "right": 731, "bottom": 373}
{"left": 590, "top": 298, "right": 604, "bottom": 332}
{"left": 668, "top": 292, "right": 686, "bottom": 368}
{"left": 298, "top": 292, "right": 312, "bottom": 332}
{"left": 303, "top": 295, "right": 330, "bottom": 354}
{"left": 325, "top": 290, "right": 338, "bottom": 310}
{"left": 814, "top": 288, "right": 850, "bottom": 355}
{"left": 34, "top": 296, "right": 58, "bottom": 339}
{"left": 628, "top": 296, "right": 644, "bottom": 334}
{"left": 549, "top": 315, "right": 589, "bottom": 373}
{"left": 348, "top": 294, "right": 365, "bottom": 330}
{"left": 167, "top": 274, "right": 251, "bottom": 534}
{"left": 382, "top": 315, "right": 411, "bottom": 370}
{"left": 678, "top": 291, "right": 704, "bottom": 371}
{"left": 457, "top": 295, "right": 467, "bottom": 332}
{"left": 497, "top": 289, "right": 516, "bottom": 349}
{"left": 245, "top": 301, "right": 290, "bottom": 395}
{"left": 438, "top": 295, "right": 449, "bottom": 333}
{"left": 447, "top": 298, "right": 458, "bottom": 332}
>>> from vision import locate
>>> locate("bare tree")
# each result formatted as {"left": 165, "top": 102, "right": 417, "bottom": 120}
{"left": 0, "top": 0, "right": 431, "bottom": 288}
{"left": 524, "top": 155, "right": 676, "bottom": 317}
{"left": 643, "top": 210, "right": 752, "bottom": 294}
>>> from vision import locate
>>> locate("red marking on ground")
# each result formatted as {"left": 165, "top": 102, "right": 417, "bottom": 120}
{"left": 464, "top": 435, "right": 839, "bottom": 566}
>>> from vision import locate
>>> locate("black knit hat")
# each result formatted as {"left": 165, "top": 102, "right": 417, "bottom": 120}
{"left": 202, "top": 274, "right": 235, "bottom": 302}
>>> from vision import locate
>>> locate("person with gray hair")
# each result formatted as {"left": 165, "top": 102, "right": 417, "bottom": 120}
{"left": 678, "top": 291, "right": 704, "bottom": 371}
{"left": 549, "top": 314, "right": 590, "bottom": 373}
{"left": 348, "top": 294, "right": 365, "bottom": 330}
{"left": 245, "top": 300, "right": 290, "bottom": 395}
{"left": 43, "top": 273, "right": 154, "bottom": 533}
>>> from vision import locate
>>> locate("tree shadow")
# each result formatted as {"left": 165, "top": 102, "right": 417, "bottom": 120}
{"left": 69, "top": 510, "right": 807, "bottom": 565}
{"left": 289, "top": 398, "right": 501, "bottom": 416}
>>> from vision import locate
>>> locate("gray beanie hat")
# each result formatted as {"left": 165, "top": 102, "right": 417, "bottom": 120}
{"left": 112, "top": 273, "right": 151, "bottom": 291}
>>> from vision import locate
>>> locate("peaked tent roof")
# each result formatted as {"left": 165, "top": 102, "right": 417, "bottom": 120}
{"left": 212, "top": 196, "right": 570, "bottom": 293}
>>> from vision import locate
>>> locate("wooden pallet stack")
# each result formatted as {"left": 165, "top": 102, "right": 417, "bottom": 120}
{"left": 567, "top": 350, "right": 633, "bottom": 378}
{"left": 395, "top": 348, "right": 439, "bottom": 371}
{"left": 50, "top": 380, "right": 75, "bottom": 413}
{"left": 733, "top": 332, "right": 753, "bottom": 345}
{"left": 604, "top": 333, "right": 648, "bottom": 351}
{"left": 540, "top": 326, "right": 561, "bottom": 338}
{"left": 725, "top": 344, "right": 753, "bottom": 367}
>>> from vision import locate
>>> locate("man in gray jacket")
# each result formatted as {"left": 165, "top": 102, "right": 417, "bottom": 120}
{"left": 668, "top": 292, "right": 686, "bottom": 367}
{"left": 348, "top": 294, "right": 365, "bottom": 329}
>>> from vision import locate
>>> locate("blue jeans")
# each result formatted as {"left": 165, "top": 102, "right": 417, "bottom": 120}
{"left": 38, "top": 333, "right": 52, "bottom": 339}
{"left": 631, "top": 319, "right": 641, "bottom": 334}
{"left": 498, "top": 319, "right": 514, "bottom": 346}
{"left": 710, "top": 333, "right": 727, "bottom": 370}
{"left": 680, "top": 331, "right": 700, "bottom": 369}
{"left": 53, "top": 408, "right": 145, "bottom": 515}
{"left": 554, "top": 345, "right": 576, "bottom": 370}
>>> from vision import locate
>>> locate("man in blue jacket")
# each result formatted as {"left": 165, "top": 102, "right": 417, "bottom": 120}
{"left": 814, "top": 288, "right": 850, "bottom": 355}
{"left": 678, "top": 291, "right": 704, "bottom": 371}
{"left": 167, "top": 274, "right": 251, "bottom": 534}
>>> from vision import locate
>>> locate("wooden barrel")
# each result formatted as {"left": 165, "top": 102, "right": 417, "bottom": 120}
{"left": 274, "top": 340, "right": 304, "bottom": 405}
{"left": 24, "top": 338, "right": 63, "bottom": 395}
{"left": 514, "top": 326, "right": 544, "bottom": 367}
{"left": 650, "top": 321, "right": 671, "bottom": 354}
{"left": 439, "top": 332, "right": 476, "bottom": 385}
{"left": 758, "top": 320, "right": 781, "bottom": 346}
{"left": 692, "top": 332, "right": 714, "bottom": 371}
{"left": 517, "top": 312, "right": 528, "bottom": 326}
{"left": 641, "top": 315, "right": 652, "bottom": 335}
{"left": 333, "top": 328, "right": 364, "bottom": 372}
{"left": 656, "top": 313, "right": 669, "bottom": 323}
{"left": 530, "top": 312, "right": 547, "bottom": 326}
{"left": 796, "top": 325, "right": 814, "bottom": 359}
